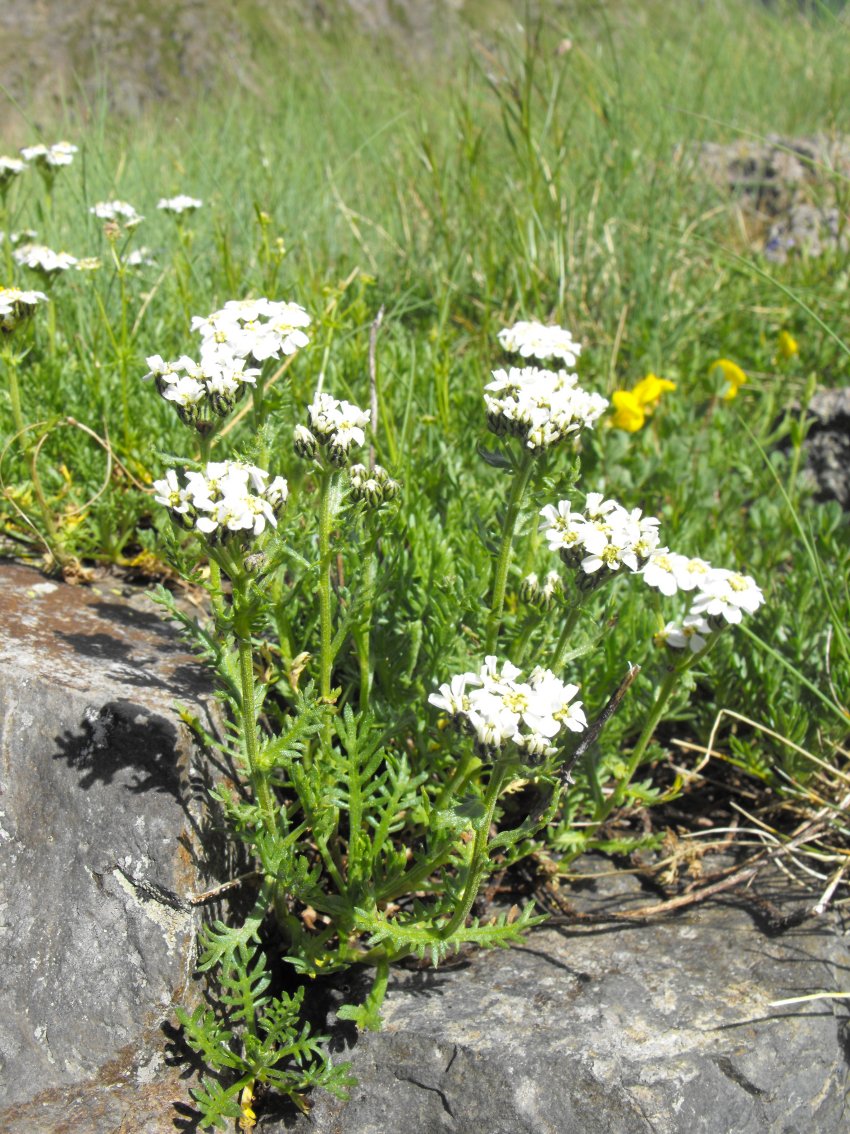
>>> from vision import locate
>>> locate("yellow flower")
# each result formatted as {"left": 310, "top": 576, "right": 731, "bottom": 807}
{"left": 610, "top": 389, "right": 646, "bottom": 432}
{"left": 631, "top": 372, "right": 677, "bottom": 408}
{"left": 778, "top": 330, "right": 799, "bottom": 360}
{"left": 710, "top": 358, "right": 747, "bottom": 402}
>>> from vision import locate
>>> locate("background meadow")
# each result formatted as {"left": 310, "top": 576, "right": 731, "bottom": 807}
{"left": 2, "top": 0, "right": 849, "bottom": 875}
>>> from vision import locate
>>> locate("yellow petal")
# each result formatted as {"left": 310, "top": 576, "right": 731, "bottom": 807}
{"left": 632, "top": 373, "right": 676, "bottom": 407}
{"left": 610, "top": 390, "right": 646, "bottom": 432}
{"left": 710, "top": 359, "right": 746, "bottom": 400}
{"left": 778, "top": 330, "right": 798, "bottom": 360}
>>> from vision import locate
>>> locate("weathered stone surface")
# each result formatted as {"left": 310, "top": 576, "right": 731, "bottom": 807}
{"left": 278, "top": 864, "right": 850, "bottom": 1134}
{"left": 684, "top": 134, "right": 850, "bottom": 260}
{"left": 0, "top": 561, "right": 216, "bottom": 1132}
{"left": 802, "top": 387, "right": 850, "bottom": 510}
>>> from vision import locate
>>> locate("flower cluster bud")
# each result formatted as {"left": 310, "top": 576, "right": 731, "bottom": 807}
{"left": 520, "top": 570, "right": 563, "bottom": 610}
{"left": 348, "top": 463, "right": 400, "bottom": 506}
{"left": 143, "top": 354, "right": 260, "bottom": 428}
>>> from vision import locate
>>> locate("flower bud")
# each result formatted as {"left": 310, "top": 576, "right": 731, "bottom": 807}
{"left": 293, "top": 424, "right": 319, "bottom": 461}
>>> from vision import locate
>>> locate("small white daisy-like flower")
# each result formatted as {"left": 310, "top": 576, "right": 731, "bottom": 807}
{"left": 690, "top": 569, "right": 764, "bottom": 625}
{"left": 656, "top": 614, "right": 712, "bottom": 654}
{"left": 154, "top": 460, "right": 287, "bottom": 545}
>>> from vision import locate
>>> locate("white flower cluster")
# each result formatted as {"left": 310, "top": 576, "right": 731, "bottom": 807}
{"left": 144, "top": 297, "right": 311, "bottom": 428}
{"left": 541, "top": 492, "right": 661, "bottom": 583}
{"left": 14, "top": 243, "right": 78, "bottom": 276}
{"left": 643, "top": 548, "right": 764, "bottom": 650}
{"left": 157, "top": 195, "right": 203, "bottom": 215}
{"left": 296, "top": 392, "right": 371, "bottom": 467}
{"left": 541, "top": 493, "right": 765, "bottom": 650}
{"left": 152, "top": 461, "right": 287, "bottom": 540}
{"left": 0, "top": 156, "right": 26, "bottom": 188}
{"left": 0, "top": 286, "right": 49, "bottom": 333}
{"left": 430, "top": 655, "right": 586, "bottom": 760}
{"left": 125, "top": 246, "right": 157, "bottom": 268}
{"left": 485, "top": 366, "right": 608, "bottom": 451}
{"left": 90, "top": 200, "right": 144, "bottom": 228}
{"left": 498, "top": 321, "right": 582, "bottom": 367}
{"left": 191, "top": 298, "right": 311, "bottom": 366}
{"left": 143, "top": 354, "right": 261, "bottom": 424}
{"left": 19, "top": 141, "right": 78, "bottom": 169}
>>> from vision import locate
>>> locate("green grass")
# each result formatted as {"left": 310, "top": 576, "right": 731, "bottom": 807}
{"left": 2, "top": 0, "right": 849, "bottom": 846}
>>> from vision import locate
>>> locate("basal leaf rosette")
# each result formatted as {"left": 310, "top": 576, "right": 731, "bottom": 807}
{"left": 430, "top": 655, "right": 587, "bottom": 763}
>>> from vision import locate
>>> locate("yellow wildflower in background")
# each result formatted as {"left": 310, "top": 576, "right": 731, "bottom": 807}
{"left": 777, "top": 330, "right": 799, "bottom": 360}
{"left": 610, "top": 390, "right": 645, "bottom": 432}
{"left": 631, "top": 372, "right": 676, "bottom": 407}
{"left": 610, "top": 373, "right": 676, "bottom": 432}
{"left": 710, "top": 358, "right": 747, "bottom": 401}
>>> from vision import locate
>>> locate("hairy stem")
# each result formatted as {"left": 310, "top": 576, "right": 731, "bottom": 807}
{"left": 485, "top": 451, "right": 535, "bottom": 654}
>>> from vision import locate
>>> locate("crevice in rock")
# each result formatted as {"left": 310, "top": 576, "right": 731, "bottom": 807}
{"left": 711, "top": 1055, "right": 765, "bottom": 1098}
{"left": 393, "top": 1072, "right": 456, "bottom": 1119}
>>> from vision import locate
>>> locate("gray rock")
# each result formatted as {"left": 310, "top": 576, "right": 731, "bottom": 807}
{"left": 0, "top": 562, "right": 217, "bottom": 1132}
{"left": 277, "top": 863, "right": 849, "bottom": 1134}
{"left": 802, "top": 388, "right": 850, "bottom": 510}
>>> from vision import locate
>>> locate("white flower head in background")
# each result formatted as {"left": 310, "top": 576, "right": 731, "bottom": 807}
{"left": 540, "top": 492, "right": 660, "bottom": 588}
{"left": 193, "top": 297, "right": 311, "bottom": 365}
{"left": 0, "top": 156, "right": 27, "bottom": 190}
{"left": 498, "top": 321, "right": 582, "bottom": 367}
{"left": 157, "top": 195, "right": 203, "bottom": 215}
{"left": 20, "top": 141, "right": 78, "bottom": 170}
{"left": 13, "top": 243, "right": 78, "bottom": 277}
{"left": 90, "top": 200, "right": 144, "bottom": 229}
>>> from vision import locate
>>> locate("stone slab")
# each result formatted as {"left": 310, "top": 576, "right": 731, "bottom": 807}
{"left": 0, "top": 561, "right": 215, "bottom": 1131}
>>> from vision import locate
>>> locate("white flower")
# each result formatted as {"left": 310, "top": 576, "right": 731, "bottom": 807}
{"left": 485, "top": 366, "right": 607, "bottom": 451}
{"left": 21, "top": 141, "right": 78, "bottom": 168}
{"left": 0, "top": 156, "right": 27, "bottom": 186}
{"left": 642, "top": 549, "right": 684, "bottom": 597}
{"left": 14, "top": 243, "right": 78, "bottom": 274}
{"left": 157, "top": 195, "right": 203, "bottom": 214}
{"left": 690, "top": 569, "right": 764, "bottom": 625}
{"left": 124, "top": 246, "right": 157, "bottom": 268}
{"left": 541, "top": 492, "right": 661, "bottom": 583}
{"left": 305, "top": 390, "right": 370, "bottom": 463}
{"left": 0, "top": 286, "right": 48, "bottom": 333}
{"left": 90, "top": 200, "right": 144, "bottom": 228}
{"left": 431, "top": 657, "right": 585, "bottom": 758}
{"left": 194, "top": 297, "right": 311, "bottom": 364}
{"left": 498, "top": 321, "right": 582, "bottom": 366}
{"left": 657, "top": 614, "right": 712, "bottom": 654}
{"left": 154, "top": 461, "right": 287, "bottom": 542}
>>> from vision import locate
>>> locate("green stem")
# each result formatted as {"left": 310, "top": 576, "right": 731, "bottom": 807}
{"left": 235, "top": 600, "right": 276, "bottom": 831}
{"left": 3, "top": 344, "right": 25, "bottom": 438}
{"left": 596, "top": 663, "right": 680, "bottom": 827}
{"left": 318, "top": 470, "right": 336, "bottom": 704}
{"left": 550, "top": 604, "right": 583, "bottom": 671}
{"left": 484, "top": 452, "right": 536, "bottom": 654}
{"left": 438, "top": 759, "right": 510, "bottom": 940}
